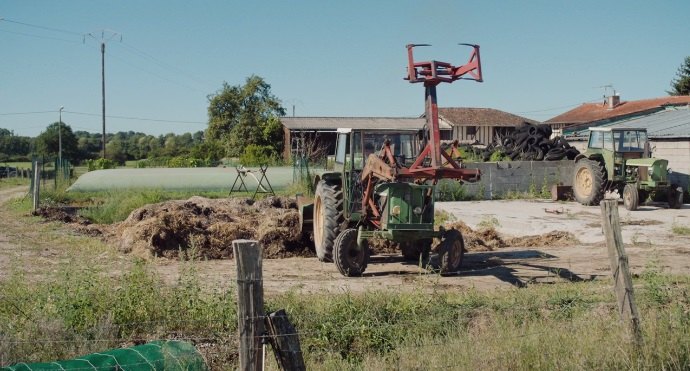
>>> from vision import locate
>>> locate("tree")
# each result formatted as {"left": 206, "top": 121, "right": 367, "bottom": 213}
{"left": 668, "top": 56, "right": 690, "bottom": 96}
{"left": 35, "top": 122, "right": 79, "bottom": 161}
{"left": 0, "top": 128, "right": 32, "bottom": 160}
{"left": 206, "top": 75, "right": 286, "bottom": 157}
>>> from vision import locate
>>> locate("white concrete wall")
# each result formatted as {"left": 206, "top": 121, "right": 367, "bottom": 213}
{"left": 652, "top": 140, "right": 690, "bottom": 190}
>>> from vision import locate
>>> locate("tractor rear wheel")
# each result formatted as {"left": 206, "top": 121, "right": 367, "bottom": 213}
{"left": 667, "top": 184, "right": 684, "bottom": 209}
{"left": 435, "top": 229, "right": 464, "bottom": 276}
{"left": 313, "top": 181, "right": 344, "bottom": 262}
{"left": 400, "top": 239, "right": 432, "bottom": 263}
{"left": 333, "top": 229, "right": 370, "bottom": 277}
{"left": 623, "top": 184, "right": 639, "bottom": 211}
{"left": 573, "top": 158, "right": 606, "bottom": 206}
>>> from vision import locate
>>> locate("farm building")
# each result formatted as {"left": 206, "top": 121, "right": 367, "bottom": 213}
{"left": 437, "top": 107, "right": 539, "bottom": 146}
{"left": 281, "top": 108, "right": 539, "bottom": 161}
{"left": 279, "top": 117, "right": 447, "bottom": 161}
{"left": 546, "top": 94, "right": 690, "bottom": 135}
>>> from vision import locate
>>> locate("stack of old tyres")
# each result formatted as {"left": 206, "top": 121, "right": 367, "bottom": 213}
{"left": 499, "top": 123, "right": 579, "bottom": 161}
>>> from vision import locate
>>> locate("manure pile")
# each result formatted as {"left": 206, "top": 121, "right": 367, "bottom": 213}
{"left": 104, "top": 196, "right": 312, "bottom": 260}
{"left": 447, "top": 221, "right": 577, "bottom": 251}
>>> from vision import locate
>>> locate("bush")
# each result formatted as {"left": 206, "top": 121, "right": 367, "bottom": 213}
{"left": 239, "top": 144, "right": 277, "bottom": 166}
{"left": 86, "top": 158, "right": 116, "bottom": 171}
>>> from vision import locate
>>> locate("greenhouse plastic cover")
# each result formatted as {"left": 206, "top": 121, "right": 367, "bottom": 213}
{"left": 67, "top": 166, "right": 302, "bottom": 192}
{"left": 0, "top": 340, "right": 208, "bottom": 371}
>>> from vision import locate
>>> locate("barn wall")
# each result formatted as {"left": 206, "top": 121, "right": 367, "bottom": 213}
{"left": 652, "top": 139, "right": 690, "bottom": 191}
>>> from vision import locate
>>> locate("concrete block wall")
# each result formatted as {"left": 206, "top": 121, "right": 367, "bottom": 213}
{"left": 436, "top": 160, "right": 576, "bottom": 200}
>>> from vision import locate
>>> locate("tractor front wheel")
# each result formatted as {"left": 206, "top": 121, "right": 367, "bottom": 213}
{"left": 333, "top": 229, "right": 370, "bottom": 277}
{"left": 623, "top": 184, "right": 639, "bottom": 211}
{"left": 313, "top": 181, "right": 344, "bottom": 262}
{"left": 668, "top": 184, "right": 684, "bottom": 209}
{"left": 573, "top": 158, "right": 606, "bottom": 206}
{"left": 435, "top": 229, "right": 464, "bottom": 276}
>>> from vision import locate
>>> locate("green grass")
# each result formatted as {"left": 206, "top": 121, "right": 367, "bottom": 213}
{"left": 1, "top": 161, "right": 32, "bottom": 169}
{"left": 0, "top": 177, "right": 30, "bottom": 190}
{"left": 1, "top": 260, "right": 688, "bottom": 370}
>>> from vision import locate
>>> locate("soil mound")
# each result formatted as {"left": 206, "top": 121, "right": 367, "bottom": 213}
{"left": 107, "top": 196, "right": 312, "bottom": 260}
{"left": 447, "top": 221, "right": 577, "bottom": 251}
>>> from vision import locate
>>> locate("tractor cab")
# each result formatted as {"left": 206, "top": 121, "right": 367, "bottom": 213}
{"left": 329, "top": 127, "right": 423, "bottom": 223}
{"left": 583, "top": 127, "right": 663, "bottom": 182}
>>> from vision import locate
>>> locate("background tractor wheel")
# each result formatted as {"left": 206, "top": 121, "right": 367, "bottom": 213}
{"left": 667, "top": 184, "right": 684, "bottom": 209}
{"left": 573, "top": 158, "right": 606, "bottom": 206}
{"left": 400, "top": 239, "right": 432, "bottom": 263}
{"left": 333, "top": 229, "right": 369, "bottom": 277}
{"left": 313, "top": 181, "right": 344, "bottom": 262}
{"left": 434, "top": 229, "right": 464, "bottom": 276}
{"left": 623, "top": 184, "right": 639, "bottom": 211}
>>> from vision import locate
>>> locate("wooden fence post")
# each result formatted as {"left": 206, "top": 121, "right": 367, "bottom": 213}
{"left": 600, "top": 199, "right": 643, "bottom": 344}
{"left": 32, "top": 162, "right": 41, "bottom": 212}
{"left": 233, "top": 239, "right": 265, "bottom": 371}
{"left": 265, "top": 309, "right": 306, "bottom": 371}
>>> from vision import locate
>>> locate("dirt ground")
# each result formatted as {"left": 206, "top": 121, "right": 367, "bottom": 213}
{"left": 3, "top": 187, "right": 690, "bottom": 294}
{"left": 153, "top": 198, "right": 690, "bottom": 295}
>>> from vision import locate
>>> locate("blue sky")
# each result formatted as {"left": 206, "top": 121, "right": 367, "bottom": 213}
{"left": 1, "top": 0, "right": 689, "bottom": 137}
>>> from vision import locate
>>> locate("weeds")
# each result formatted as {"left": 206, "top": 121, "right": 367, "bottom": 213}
{"left": 672, "top": 223, "right": 690, "bottom": 235}
{"left": 477, "top": 215, "right": 501, "bottom": 229}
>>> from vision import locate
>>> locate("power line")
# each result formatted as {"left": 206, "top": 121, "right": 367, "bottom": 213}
{"left": 1, "top": 17, "right": 82, "bottom": 35}
{"left": 0, "top": 28, "right": 81, "bottom": 44}
{"left": 105, "top": 51, "right": 207, "bottom": 94}
{"left": 64, "top": 110, "right": 206, "bottom": 125}
{"left": 513, "top": 97, "right": 602, "bottom": 115}
{"left": 118, "top": 41, "right": 214, "bottom": 88}
{"left": 0, "top": 110, "right": 56, "bottom": 116}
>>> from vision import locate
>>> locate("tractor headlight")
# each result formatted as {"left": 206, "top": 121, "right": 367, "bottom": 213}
{"left": 391, "top": 205, "right": 401, "bottom": 216}
{"left": 413, "top": 206, "right": 423, "bottom": 215}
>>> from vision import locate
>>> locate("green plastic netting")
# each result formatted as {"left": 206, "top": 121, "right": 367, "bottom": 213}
{"left": 1, "top": 340, "right": 208, "bottom": 371}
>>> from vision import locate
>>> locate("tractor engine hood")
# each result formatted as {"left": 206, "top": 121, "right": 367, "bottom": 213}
{"left": 626, "top": 158, "right": 669, "bottom": 182}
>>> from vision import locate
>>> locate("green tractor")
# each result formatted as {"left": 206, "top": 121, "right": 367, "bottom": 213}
{"left": 298, "top": 128, "right": 465, "bottom": 277}
{"left": 572, "top": 127, "right": 683, "bottom": 210}
{"left": 298, "top": 42, "right": 484, "bottom": 277}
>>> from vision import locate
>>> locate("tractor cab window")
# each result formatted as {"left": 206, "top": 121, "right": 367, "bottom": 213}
{"left": 352, "top": 131, "right": 362, "bottom": 169}
{"left": 603, "top": 132, "right": 614, "bottom": 150}
{"left": 589, "top": 131, "right": 604, "bottom": 149}
{"left": 335, "top": 132, "right": 349, "bottom": 164}
{"left": 615, "top": 130, "right": 645, "bottom": 152}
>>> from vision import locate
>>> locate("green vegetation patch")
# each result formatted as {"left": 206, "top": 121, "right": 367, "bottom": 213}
{"left": 1, "top": 261, "right": 688, "bottom": 370}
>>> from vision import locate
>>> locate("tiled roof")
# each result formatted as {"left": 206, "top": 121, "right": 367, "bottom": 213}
{"left": 438, "top": 107, "right": 539, "bottom": 127}
{"left": 280, "top": 117, "right": 441, "bottom": 131}
{"left": 546, "top": 96, "right": 690, "bottom": 125}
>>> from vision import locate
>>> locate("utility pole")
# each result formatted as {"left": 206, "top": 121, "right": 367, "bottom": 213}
{"left": 86, "top": 30, "right": 121, "bottom": 159}
{"left": 101, "top": 41, "right": 106, "bottom": 159}
{"left": 58, "top": 106, "right": 64, "bottom": 165}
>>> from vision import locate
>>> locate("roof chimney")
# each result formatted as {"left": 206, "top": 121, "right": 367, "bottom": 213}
{"left": 607, "top": 94, "right": 620, "bottom": 109}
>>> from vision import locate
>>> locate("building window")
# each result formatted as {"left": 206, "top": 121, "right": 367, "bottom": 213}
{"left": 466, "top": 126, "right": 477, "bottom": 136}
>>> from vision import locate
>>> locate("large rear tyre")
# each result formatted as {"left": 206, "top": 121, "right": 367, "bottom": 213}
{"left": 434, "top": 229, "right": 464, "bottom": 276}
{"left": 333, "top": 229, "right": 370, "bottom": 277}
{"left": 400, "top": 239, "right": 432, "bottom": 263}
{"left": 623, "top": 184, "right": 639, "bottom": 211}
{"left": 313, "top": 181, "right": 344, "bottom": 262}
{"left": 573, "top": 159, "right": 606, "bottom": 206}
{"left": 668, "top": 184, "right": 684, "bottom": 209}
